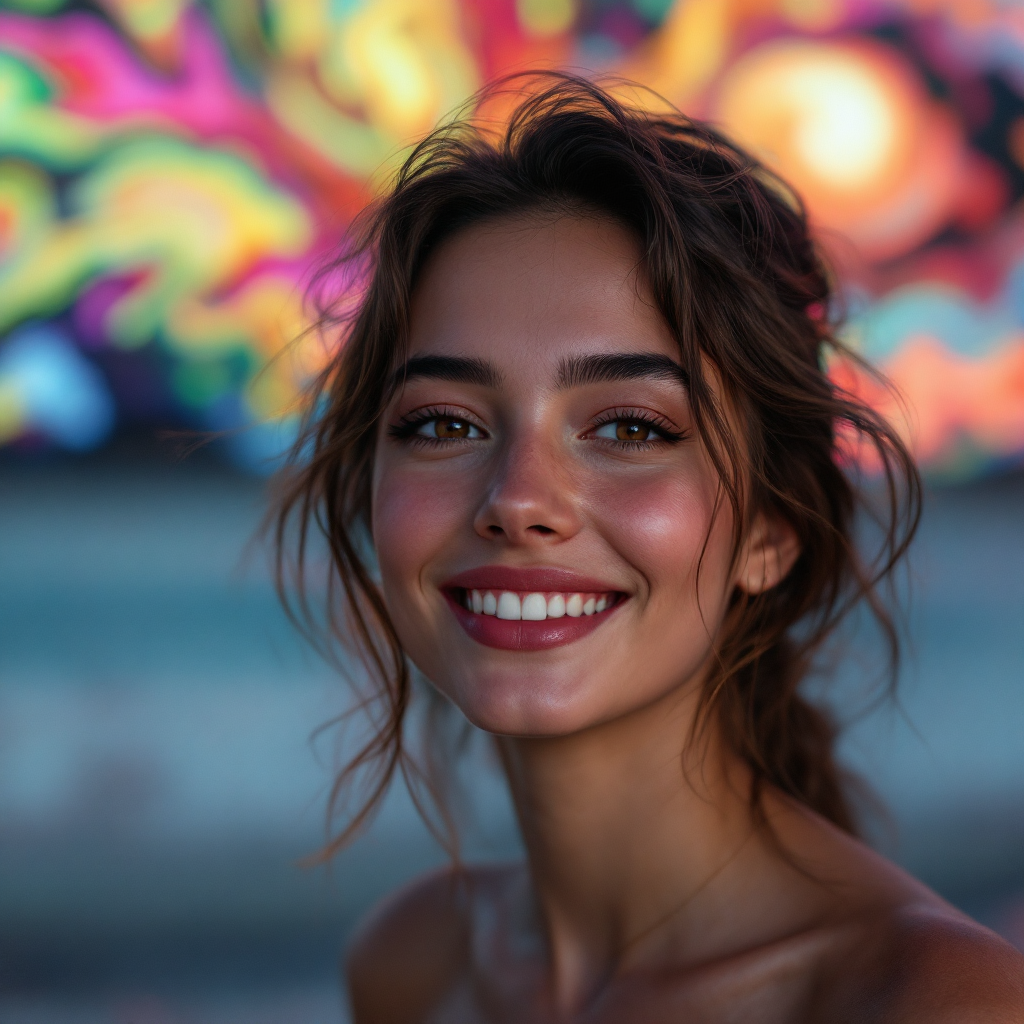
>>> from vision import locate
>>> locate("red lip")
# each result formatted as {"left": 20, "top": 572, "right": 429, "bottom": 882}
{"left": 441, "top": 565, "right": 627, "bottom": 651}
{"left": 443, "top": 566, "right": 620, "bottom": 593}
{"left": 445, "top": 594, "right": 619, "bottom": 651}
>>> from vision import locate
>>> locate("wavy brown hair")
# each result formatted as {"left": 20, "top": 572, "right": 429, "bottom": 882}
{"left": 273, "top": 73, "right": 920, "bottom": 858}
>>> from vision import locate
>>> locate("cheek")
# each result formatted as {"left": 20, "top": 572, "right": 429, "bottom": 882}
{"left": 371, "top": 463, "right": 470, "bottom": 596}
{"left": 590, "top": 467, "right": 733, "bottom": 609}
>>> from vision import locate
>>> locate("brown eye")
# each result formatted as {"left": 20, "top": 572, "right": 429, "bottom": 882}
{"left": 415, "top": 415, "right": 483, "bottom": 440}
{"left": 592, "top": 416, "right": 680, "bottom": 446}
{"left": 435, "top": 418, "right": 470, "bottom": 438}
{"left": 616, "top": 421, "right": 652, "bottom": 441}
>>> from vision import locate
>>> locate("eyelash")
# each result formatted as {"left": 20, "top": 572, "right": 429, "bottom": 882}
{"left": 388, "top": 406, "right": 486, "bottom": 446}
{"left": 388, "top": 406, "right": 687, "bottom": 449}
{"left": 588, "top": 408, "right": 687, "bottom": 449}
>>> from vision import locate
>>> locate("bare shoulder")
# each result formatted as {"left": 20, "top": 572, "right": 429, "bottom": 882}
{"left": 345, "top": 861, "right": 516, "bottom": 1024}
{"left": 820, "top": 901, "right": 1024, "bottom": 1023}
{"left": 871, "top": 903, "right": 1024, "bottom": 1022}
{"left": 345, "top": 863, "right": 468, "bottom": 1024}
{"left": 765, "top": 798, "right": 1024, "bottom": 1022}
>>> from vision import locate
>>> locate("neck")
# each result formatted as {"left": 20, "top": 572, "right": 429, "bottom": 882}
{"left": 498, "top": 681, "right": 756, "bottom": 1012}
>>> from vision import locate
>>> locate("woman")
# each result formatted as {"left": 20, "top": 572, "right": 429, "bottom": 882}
{"left": 275, "top": 75, "right": 1024, "bottom": 1021}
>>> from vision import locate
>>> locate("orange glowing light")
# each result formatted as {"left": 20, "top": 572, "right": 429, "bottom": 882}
{"left": 713, "top": 38, "right": 968, "bottom": 261}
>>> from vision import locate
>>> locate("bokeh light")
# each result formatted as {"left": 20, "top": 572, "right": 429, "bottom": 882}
{"left": 0, "top": 0, "right": 1022, "bottom": 478}
{"left": 713, "top": 37, "right": 967, "bottom": 260}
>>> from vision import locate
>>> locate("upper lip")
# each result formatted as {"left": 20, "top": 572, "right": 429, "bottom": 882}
{"left": 443, "top": 566, "right": 623, "bottom": 593}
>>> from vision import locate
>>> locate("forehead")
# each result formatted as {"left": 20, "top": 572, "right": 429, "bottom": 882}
{"left": 407, "top": 213, "right": 680, "bottom": 371}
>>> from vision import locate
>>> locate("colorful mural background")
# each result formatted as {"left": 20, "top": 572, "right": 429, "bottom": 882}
{"left": 1, "top": 0, "right": 1023, "bottom": 477}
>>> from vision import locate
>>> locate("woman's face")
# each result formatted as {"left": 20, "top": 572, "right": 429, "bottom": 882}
{"left": 372, "top": 214, "right": 753, "bottom": 737}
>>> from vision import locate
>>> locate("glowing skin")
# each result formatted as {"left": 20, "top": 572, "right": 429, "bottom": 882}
{"left": 353, "top": 215, "right": 1024, "bottom": 1023}
{"left": 373, "top": 216, "right": 749, "bottom": 739}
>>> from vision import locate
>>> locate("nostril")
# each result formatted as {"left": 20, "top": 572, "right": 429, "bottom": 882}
{"left": 488, "top": 525, "right": 505, "bottom": 537}
{"left": 528, "top": 524, "right": 555, "bottom": 535}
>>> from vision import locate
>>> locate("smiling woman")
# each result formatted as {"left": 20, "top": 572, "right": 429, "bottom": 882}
{"left": 273, "top": 74, "right": 1024, "bottom": 1021}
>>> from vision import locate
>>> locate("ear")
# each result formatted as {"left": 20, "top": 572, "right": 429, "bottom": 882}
{"left": 735, "top": 511, "right": 801, "bottom": 595}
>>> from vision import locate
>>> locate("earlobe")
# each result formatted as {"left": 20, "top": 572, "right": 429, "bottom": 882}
{"left": 736, "top": 513, "right": 801, "bottom": 595}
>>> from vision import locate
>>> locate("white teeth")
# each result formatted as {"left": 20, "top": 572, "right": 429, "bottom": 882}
{"left": 466, "top": 589, "right": 614, "bottom": 620}
{"left": 496, "top": 592, "right": 522, "bottom": 620}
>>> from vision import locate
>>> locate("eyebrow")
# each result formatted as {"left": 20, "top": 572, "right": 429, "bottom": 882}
{"left": 389, "top": 352, "right": 688, "bottom": 396}
{"left": 556, "top": 353, "right": 689, "bottom": 391}
{"left": 390, "top": 355, "right": 503, "bottom": 393}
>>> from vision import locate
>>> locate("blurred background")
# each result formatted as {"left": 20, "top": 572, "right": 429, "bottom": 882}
{"left": 0, "top": 0, "right": 1022, "bottom": 1021}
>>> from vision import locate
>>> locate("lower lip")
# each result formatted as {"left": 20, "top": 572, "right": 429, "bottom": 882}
{"left": 444, "top": 593, "right": 624, "bottom": 651}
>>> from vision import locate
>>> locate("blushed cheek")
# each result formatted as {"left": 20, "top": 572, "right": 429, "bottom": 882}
{"left": 371, "top": 467, "right": 468, "bottom": 603}
{"left": 592, "top": 471, "right": 730, "bottom": 607}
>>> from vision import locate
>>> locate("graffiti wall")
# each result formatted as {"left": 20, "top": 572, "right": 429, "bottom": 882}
{"left": 1, "top": 0, "right": 1022, "bottom": 476}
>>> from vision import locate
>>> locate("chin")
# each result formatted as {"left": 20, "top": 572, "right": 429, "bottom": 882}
{"left": 440, "top": 662, "right": 615, "bottom": 738}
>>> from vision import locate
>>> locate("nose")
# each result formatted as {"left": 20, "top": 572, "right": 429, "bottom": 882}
{"left": 473, "top": 433, "right": 581, "bottom": 546}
